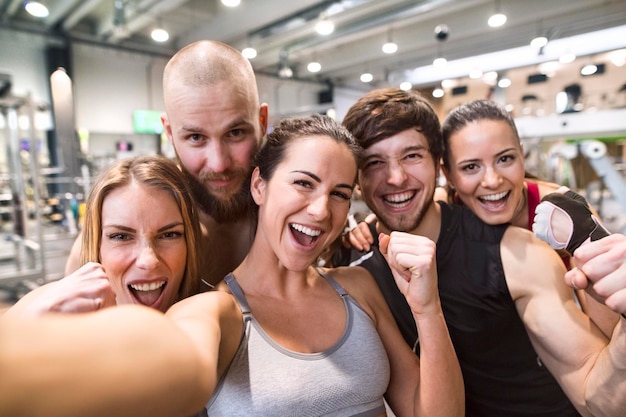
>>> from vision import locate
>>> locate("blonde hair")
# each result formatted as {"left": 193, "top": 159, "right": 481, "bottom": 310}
{"left": 81, "top": 155, "right": 202, "bottom": 300}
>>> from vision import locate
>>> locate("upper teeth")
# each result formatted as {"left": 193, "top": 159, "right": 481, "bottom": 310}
{"left": 291, "top": 223, "right": 320, "bottom": 237}
{"left": 130, "top": 281, "right": 166, "bottom": 291}
{"left": 480, "top": 191, "right": 507, "bottom": 201}
{"left": 385, "top": 191, "right": 414, "bottom": 203}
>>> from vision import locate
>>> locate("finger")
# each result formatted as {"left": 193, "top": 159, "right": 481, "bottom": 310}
{"left": 56, "top": 298, "right": 103, "bottom": 314}
{"left": 605, "top": 290, "right": 626, "bottom": 315}
{"left": 564, "top": 268, "right": 589, "bottom": 290}
{"left": 378, "top": 233, "right": 390, "bottom": 256}
{"left": 364, "top": 213, "right": 377, "bottom": 224}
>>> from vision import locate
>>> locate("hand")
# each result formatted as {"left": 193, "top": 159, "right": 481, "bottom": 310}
{"left": 533, "top": 187, "right": 609, "bottom": 255}
{"left": 565, "top": 234, "right": 626, "bottom": 314}
{"left": 379, "top": 231, "right": 439, "bottom": 316}
{"left": 5, "top": 262, "right": 116, "bottom": 317}
{"left": 342, "top": 213, "right": 376, "bottom": 251}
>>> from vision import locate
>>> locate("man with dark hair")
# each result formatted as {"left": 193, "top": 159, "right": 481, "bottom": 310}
{"left": 335, "top": 87, "right": 626, "bottom": 416}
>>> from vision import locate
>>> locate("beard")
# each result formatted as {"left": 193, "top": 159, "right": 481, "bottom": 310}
{"left": 375, "top": 195, "right": 433, "bottom": 234}
{"left": 182, "top": 168, "right": 254, "bottom": 223}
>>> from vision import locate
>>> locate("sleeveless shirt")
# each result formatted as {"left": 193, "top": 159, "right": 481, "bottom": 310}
{"left": 206, "top": 271, "right": 390, "bottom": 417}
{"left": 334, "top": 202, "right": 580, "bottom": 416}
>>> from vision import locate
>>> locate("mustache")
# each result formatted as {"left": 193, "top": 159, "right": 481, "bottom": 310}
{"left": 199, "top": 170, "right": 245, "bottom": 182}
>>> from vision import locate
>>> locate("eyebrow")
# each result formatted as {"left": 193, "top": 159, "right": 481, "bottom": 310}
{"left": 363, "top": 144, "right": 427, "bottom": 160}
{"left": 293, "top": 170, "right": 353, "bottom": 190}
{"left": 102, "top": 222, "right": 184, "bottom": 233}
{"left": 457, "top": 147, "right": 517, "bottom": 165}
{"left": 177, "top": 118, "right": 253, "bottom": 135}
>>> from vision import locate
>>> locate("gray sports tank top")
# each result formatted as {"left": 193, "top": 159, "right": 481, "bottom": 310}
{"left": 206, "top": 271, "right": 390, "bottom": 417}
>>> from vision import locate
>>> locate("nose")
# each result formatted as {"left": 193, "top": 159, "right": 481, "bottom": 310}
{"left": 481, "top": 167, "right": 502, "bottom": 188}
{"left": 205, "top": 140, "right": 232, "bottom": 174}
{"left": 307, "top": 194, "right": 330, "bottom": 221}
{"left": 386, "top": 160, "right": 407, "bottom": 186}
{"left": 135, "top": 242, "right": 160, "bottom": 270}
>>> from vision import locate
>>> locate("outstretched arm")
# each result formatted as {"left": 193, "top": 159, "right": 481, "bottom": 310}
{"left": 0, "top": 305, "right": 212, "bottom": 417}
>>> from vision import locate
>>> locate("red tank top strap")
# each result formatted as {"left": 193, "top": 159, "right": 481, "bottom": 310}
{"left": 526, "top": 181, "right": 541, "bottom": 228}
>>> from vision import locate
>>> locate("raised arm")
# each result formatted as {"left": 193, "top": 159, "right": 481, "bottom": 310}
{"left": 379, "top": 231, "right": 464, "bottom": 417}
{"left": 3, "top": 262, "right": 116, "bottom": 318}
{"left": 502, "top": 226, "right": 626, "bottom": 416}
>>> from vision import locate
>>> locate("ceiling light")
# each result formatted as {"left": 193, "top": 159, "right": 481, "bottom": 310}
{"left": 242, "top": 47, "right": 257, "bottom": 59}
{"left": 488, "top": 1, "right": 507, "bottom": 28}
{"left": 315, "top": 18, "right": 335, "bottom": 36}
{"left": 469, "top": 69, "right": 483, "bottom": 79}
{"left": 400, "top": 81, "right": 412, "bottom": 91}
{"left": 483, "top": 71, "right": 498, "bottom": 83}
{"left": 307, "top": 61, "right": 321, "bottom": 73}
{"left": 221, "top": 0, "right": 241, "bottom": 7}
{"left": 441, "top": 79, "right": 456, "bottom": 89}
{"left": 488, "top": 13, "right": 507, "bottom": 28}
{"left": 497, "top": 77, "right": 511, "bottom": 88}
{"left": 360, "top": 72, "right": 373, "bottom": 83}
{"left": 151, "top": 28, "right": 169, "bottom": 42}
{"left": 559, "top": 52, "right": 576, "bottom": 64}
{"left": 432, "top": 88, "right": 444, "bottom": 98}
{"left": 278, "top": 66, "right": 293, "bottom": 78}
{"left": 433, "top": 57, "right": 447, "bottom": 67}
{"left": 25, "top": 1, "right": 49, "bottom": 18}
{"left": 580, "top": 63, "right": 597, "bottom": 76}
{"left": 382, "top": 42, "right": 398, "bottom": 54}
{"left": 530, "top": 36, "right": 548, "bottom": 48}
{"left": 608, "top": 48, "right": 626, "bottom": 67}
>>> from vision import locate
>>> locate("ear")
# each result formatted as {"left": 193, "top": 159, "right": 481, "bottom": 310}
{"left": 259, "top": 104, "right": 269, "bottom": 136}
{"left": 250, "top": 167, "right": 266, "bottom": 205}
{"left": 441, "top": 164, "right": 452, "bottom": 184}
{"left": 160, "top": 112, "right": 173, "bottom": 143}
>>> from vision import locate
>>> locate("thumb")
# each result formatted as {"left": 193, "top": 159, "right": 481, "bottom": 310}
{"left": 378, "top": 233, "right": 390, "bottom": 256}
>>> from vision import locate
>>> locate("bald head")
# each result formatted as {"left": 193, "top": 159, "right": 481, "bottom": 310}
{"left": 163, "top": 40, "right": 259, "bottom": 109}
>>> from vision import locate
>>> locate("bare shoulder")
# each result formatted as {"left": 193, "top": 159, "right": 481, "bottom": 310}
{"left": 529, "top": 178, "right": 561, "bottom": 198}
{"left": 322, "top": 266, "right": 386, "bottom": 321}
{"left": 323, "top": 265, "right": 378, "bottom": 293}
{"left": 167, "top": 290, "right": 239, "bottom": 319}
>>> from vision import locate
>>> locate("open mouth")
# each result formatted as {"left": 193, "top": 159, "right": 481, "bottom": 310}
{"left": 128, "top": 281, "right": 166, "bottom": 307}
{"left": 383, "top": 190, "right": 416, "bottom": 208}
{"left": 477, "top": 191, "right": 510, "bottom": 209}
{"left": 290, "top": 223, "right": 321, "bottom": 246}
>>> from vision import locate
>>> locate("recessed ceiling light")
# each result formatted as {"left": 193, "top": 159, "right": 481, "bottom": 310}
{"left": 221, "top": 0, "right": 241, "bottom": 7}
{"left": 488, "top": 13, "right": 507, "bottom": 28}
{"left": 315, "top": 19, "right": 334, "bottom": 36}
{"left": 307, "top": 61, "right": 321, "bottom": 73}
{"left": 25, "top": 2, "right": 49, "bottom": 18}
{"left": 151, "top": 28, "right": 169, "bottom": 42}
{"left": 360, "top": 72, "right": 373, "bottom": 83}
{"left": 382, "top": 42, "right": 398, "bottom": 54}
{"left": 242, "top": 47, "right": 257, "bottom": 59}
{"left": 530, "top": 36, "right": 548, "bottom": 48}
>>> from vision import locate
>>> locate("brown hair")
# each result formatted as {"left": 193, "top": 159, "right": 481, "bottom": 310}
{"left": 81, "top": 155, "right": 201, "bottom": 301}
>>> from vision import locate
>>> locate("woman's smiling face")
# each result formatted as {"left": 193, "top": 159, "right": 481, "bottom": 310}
{"left": 443, "top": 119, "right": 526, "bottom": 225}
{"left": 252, "top": 135, "right": 356, "bottom": 271}
{"left": 99, "top": 181, "right": 187, "bottom": 311}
